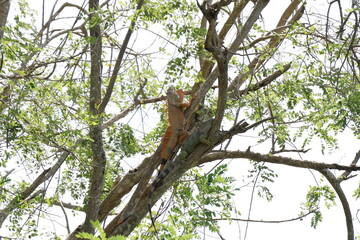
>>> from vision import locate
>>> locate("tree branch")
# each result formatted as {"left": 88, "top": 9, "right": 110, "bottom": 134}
{"left": 0, "top": 144, "right": 77, "bottom": 227}
{"left": 37, "top": 2, "right": 87, "bottom": 44}
{"left": 197, "top": 0, "right": 231, "bottom": 135}
{"left": 207, "top": 208, "right": 318, "bottom": 223}
{"left": 227, "top": 0, "right": 304, "bottom": 92}
{"left": 102, "top": 94, "right": 167, "bottom": 129}
{"left": 339, "top": 150, "right": 360, "bottom": 180}
{"left": 83, "top": 0, "right": 106, "bottom": 234}
{"left": 219, "top": 0, "right": 250, "bottom": 40}
{"left": 199, "top": 150, "right": 360, "bottom": 172}
{"left": 187, "top": 0, "right": 269, "bottom": 121}
{"left": 0, "top": 0, "right": 10, "bottom": 40}
{"left": 229, "top": 62, "right": 292, "bottom": 99}
{"left": 99, "top": 0, "right": 145, "bottom": 112}
{"left": 319, "top": 169, "right": 354, "bottom": 240}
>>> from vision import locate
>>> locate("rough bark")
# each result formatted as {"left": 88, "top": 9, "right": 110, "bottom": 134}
{"left": 199, "top": 150, "right": 360, "bottom": 171}
{"left": 186, "top": 0, "right": 270, "bottom": 121}
{"left": 0, "top": 0, "right": 10, "bottom": 40}
{"left": 82, "top": 0, "right": 106, "bottom": 235}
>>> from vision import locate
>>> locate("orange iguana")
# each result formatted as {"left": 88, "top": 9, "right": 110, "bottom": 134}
{"left": 148, "top": 119, "right": 213, "bottom": 234}
{"left": 110, "top": 86, "right": 190, "bottom": 232}
{"left": 159, "top": 85, "right": 190, "bottom": 172}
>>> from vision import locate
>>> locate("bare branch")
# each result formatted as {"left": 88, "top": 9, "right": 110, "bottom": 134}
{"left": 339, "top": 150, "right": 360, "bottom": 180}
{"left": 208, "top": 208, "right": 318, "bottom": 223}
{"left": 0, "top": 0, "right": 10, "bottom": 40}
{"left": 271, "top": 148, "right": 311, "bottom": 155}
{"left": 319, "top": 169, "right": 354, "bottom": 240}
{"left": 199, "top": 150, "right": 360, "bottom": 172}
{"left": 83, "top": 0, "right": 106, "bottom": 234}
{"left": 102, "top": 93, "right": 168, "bottom": 129}
{"left": 228, "top": 1, "right": 305, "bottom": 92}
{"left": 99, "top": 0, "right": 145, "bottom": 112}
{"left": 219, "top": 0, "right": 250, "bottom": 40}
{"left": 229, "top": 62, "right": 292, "bottom": 99}
{"left": 53, "top": 201, "right": 84, "bottom": 212}
{"left": 37, "top": 2, "right": 87, "bottom": 41}
{"left": 187, "top": 0, "right": 269, "bottom": 122}
{"left": 0, "top": 149, "right": 68, "bottom": 226}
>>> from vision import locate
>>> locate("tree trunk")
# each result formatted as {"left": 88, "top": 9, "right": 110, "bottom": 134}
{"left": 82, "top": 0, "right": 106, "bottom": 235}
{"left": 0, "top": 0, "right": 10, "bottom": 39}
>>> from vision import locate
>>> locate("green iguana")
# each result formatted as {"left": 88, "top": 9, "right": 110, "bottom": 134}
{"left": 148, "top": 118, "right": 213, "bottom": 231}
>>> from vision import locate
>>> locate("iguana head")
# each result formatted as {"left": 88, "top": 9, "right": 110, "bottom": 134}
{"left": 167, "top": 85, "right": 181, "bottom": 105}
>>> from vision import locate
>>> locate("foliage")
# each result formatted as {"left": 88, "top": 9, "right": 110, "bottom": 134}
{"left": 76, "top": 221, "right": 126, "bottom": 240}
{"left": 248, "top": 162, "right": 278, "bottom": 201}
{"left": 0, "top": 0, "right": 359, "bottom": 239}
{"left": 300, "top": 185, "right": 336, "bottom": 228}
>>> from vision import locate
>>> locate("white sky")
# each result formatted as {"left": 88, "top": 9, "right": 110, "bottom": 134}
{"left": 2, "top": 0, "right": 360, "bottom": 239}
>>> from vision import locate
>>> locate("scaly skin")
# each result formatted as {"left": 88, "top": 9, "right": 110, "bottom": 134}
{"left": 111, "top": 86, "right": 191, "bottom": 232}
{"left": 151, "top": 118, "right": 213, "bottom": 194}
{"left": 149, "top": 118, "right": 213, "bottom": 231}
{"left": 160, "top": 86, "right": 190, "bottom": 171}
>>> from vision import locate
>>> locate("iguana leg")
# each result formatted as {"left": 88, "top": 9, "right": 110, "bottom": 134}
{"left": 178, "top": 130, "right": 189, "bottom": 145}
{"left": 199, "top": 134, "right": 212, "bottom": 146}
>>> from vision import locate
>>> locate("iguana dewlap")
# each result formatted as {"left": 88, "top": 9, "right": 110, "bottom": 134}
{"left": 160, "top": 86, "right": 190, "bottom": 171}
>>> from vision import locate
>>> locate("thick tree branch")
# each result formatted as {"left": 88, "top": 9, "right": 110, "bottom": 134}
{"left": 228, "top": 0, "right": 270, "bottom": 55}
{"left": 107, "top": 150, "right": 159, "bottom": 233}
{"left": 219, "top": 0, "right": 250, "bottom": 40}
{"left": 199, "top": 150, "right": 360, "bottom": 171}
{"left": 187, "top": 0, "right": 269, "bottom": 121}
{"left": 0, "top": 0, "right": 10, "bottom": 40}
{"left": 319, "top": 169, "right": 354, "bottom": 240}
{"left": 106, "top": 134, "right": 217, "bottom": 236}
{"left": 198, "top": 0, "right": 231, "bottom": 135}
{"left": 83, "top": 0, "right": 106, "bottom": 234}
{"left": 197, "top": 0, "right": 250, "bottom": 83}
{"left": 97, "top": 154, "right": 160, "bottom": 221}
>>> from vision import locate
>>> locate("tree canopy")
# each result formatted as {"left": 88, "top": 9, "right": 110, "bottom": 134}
{"left": 0, "top": 0, "right": 359, "bottom": 239}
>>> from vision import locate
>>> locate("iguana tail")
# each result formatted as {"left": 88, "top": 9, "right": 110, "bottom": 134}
{"left": 159, "top": 126, "right": 172, "bottom": 172}
{"left": 159, "top": 127, "right": 187, "bottom": 172}
{"left": 148, "top": 161, "right": 176, "bottom": 236}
